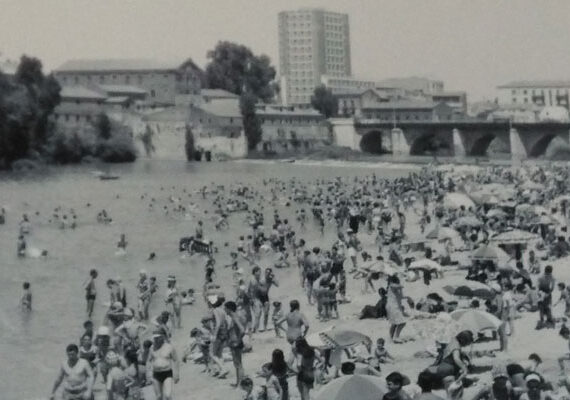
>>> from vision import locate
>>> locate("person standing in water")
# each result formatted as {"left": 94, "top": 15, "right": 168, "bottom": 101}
{"left": 147, "top": 333, "right": 179, "bottom": 400}
{"left": 50, "top": 344, "right": 94, "bottom": 400}
{"left": 84, "top": 269, "right": 98, "bottom": 319}
{"left": 20, "top": 281, "right": 32, "bottom": 312}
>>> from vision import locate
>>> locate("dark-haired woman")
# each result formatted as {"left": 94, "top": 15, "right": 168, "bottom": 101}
{"left": 289, "top": 339, "right": 321, "bottom": 400}
{"left": 271, "top": 349, "right": 290, "bottom": 400}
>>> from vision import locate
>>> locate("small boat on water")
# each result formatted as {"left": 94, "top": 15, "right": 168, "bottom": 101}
{"left": 279, "top": 158, "right": 296, "bottom": 163}
{"left": 99, "top": 174, "right": 120, "bottom": 181}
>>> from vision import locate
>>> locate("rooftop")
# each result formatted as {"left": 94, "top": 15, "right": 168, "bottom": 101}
{"left": 198, "top": 99, "right": 241, "bottom": 118}
{"left": 55, "top": 58, "right": 182, "bottom": 72}
{"left": 104, "top": 96, "right": 130, "bottom": 104}
{"left": 60, "top": 86, "right": 107, "bottom": 100}
{"left": 363, "top": 100, "right": 437, "bottom": 110}
{"left": 498, "top": 80, "right": 570, "bottom": 89}
{"left": 432, "top": 91, "right": 466, "bottom": 97}
{"left": 97, "top": 84, "right": 148, "bottom": 95}
{"left": 256, "top": 104, "right": 323, "bottom": 117}
{"left": 201, "top": 88, "right": 239, "bottom": 99}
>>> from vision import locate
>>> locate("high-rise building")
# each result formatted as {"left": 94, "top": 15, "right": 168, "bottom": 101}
{"left": 278, "top": 8, "right": 351, "bottom": 106}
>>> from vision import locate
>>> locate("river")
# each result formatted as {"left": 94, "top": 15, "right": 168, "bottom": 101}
{"left": 0, "top": 159, "right": 417, "bottom": 400}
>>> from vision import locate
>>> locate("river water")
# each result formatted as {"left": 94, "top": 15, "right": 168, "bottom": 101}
{"left": 0, "top": 159, "right": 414, "bottom": 400}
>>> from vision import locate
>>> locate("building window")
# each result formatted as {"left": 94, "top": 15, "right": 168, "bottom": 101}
{"left": 151, "top": 90, "right": 156, "bottom": 97}
{"left": 100, "top": 76, "right": 105, "bottom": 83}
{"left": 125, "top": 76, "right": 130, "bottom": 84}
{"left": 74, "top": 76, "right": 79, "bottom": 84}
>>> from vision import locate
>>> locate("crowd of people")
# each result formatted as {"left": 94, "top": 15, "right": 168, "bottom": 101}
{"left": 14, "top": 162, "right": 570, "bottom": 400}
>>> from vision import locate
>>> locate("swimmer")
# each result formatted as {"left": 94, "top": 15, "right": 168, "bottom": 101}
{"left": 20, "top": 281, "right": 32, "bottom": 311}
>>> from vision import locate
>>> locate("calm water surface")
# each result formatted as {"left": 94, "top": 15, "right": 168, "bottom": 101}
{"left": 0, "top": 159, "right": 412, "bottom": 400}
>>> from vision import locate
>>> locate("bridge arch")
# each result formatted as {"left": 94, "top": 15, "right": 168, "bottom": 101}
{"left": 469, "top": 134, "right": 497, "bottom": 156}
{"left": 528, "top": 134, "right": 557, "bottom": 158}
{"left": 410, "top": 134, "right": 452, "bottom": 156}
{"left": 359, "top": 130, "right": 385, "bottom": 154}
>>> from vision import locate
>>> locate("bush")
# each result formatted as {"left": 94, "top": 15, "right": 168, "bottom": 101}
{"left": 97, "top": 131, "right": 137, "bottom": 163}
{"left": 43, "top": 115, "right": 137, "bottom": 164}
{"left": 46, "top": 129, "right": 86, "bottom": 164}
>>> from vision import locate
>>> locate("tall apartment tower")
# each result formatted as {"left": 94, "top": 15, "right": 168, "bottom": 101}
{"left": 278, "top": 8, "right": 351, "bottom": 106}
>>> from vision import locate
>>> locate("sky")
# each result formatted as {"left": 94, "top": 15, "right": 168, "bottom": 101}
{"left": 1, "top": 0, "right": 570, "bottom": 101}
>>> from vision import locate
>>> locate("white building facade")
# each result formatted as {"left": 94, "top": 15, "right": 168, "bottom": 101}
{"left": 497, "top": 81, "right": 570, "bottom": 111}
{"left": 278, "top": 8, "right": 351, "bottom": 106}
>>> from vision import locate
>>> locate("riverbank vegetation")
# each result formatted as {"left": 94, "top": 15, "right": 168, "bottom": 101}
{"left": 0, "top": 56, "right": 137, "bottom": 170}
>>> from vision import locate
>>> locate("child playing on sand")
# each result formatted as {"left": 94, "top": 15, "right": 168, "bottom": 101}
{"left": 373, "top": 338, "right": 395, "bottom": 365}
{"left": 240, "top": 377, "right": 263, "bottom": 400}
{"left": 182, "top": 326, "right": 211, "bottom": 373}
{"left": 271, "top": 301, "right": 284, "bottom": 338}
{"left": 20, "top": 282, "right": 32, "bottom": 311}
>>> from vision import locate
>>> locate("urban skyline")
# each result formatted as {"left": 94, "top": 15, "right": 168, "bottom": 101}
{"left": 2, "top": 0, "right": 570, "bottom": 101}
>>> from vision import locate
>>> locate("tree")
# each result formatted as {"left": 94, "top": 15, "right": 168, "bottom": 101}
{"left": 0, "top": 55, "right": 61, "bottom": 167}
{"left": 185, "top": 124, "right": 195, "bottom": 161}
{"left": 311, "top": 85, "right": 338, "bottom": 118}
{"left": 239, "top": 93, "right": 262, "bottom": 150}
{"left": 138, "top": 124, "right": 156, "bottom": 157}
{"left": 205, "top": 41, "right": 277, "bottom": 102}
{"left": 95, "top": 113, "right": 112, "bottom": 140}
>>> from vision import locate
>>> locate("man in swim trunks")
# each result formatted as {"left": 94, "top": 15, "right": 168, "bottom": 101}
{"left": 50, "top": 343, "right": 94, "bottom": 400}
{"left": 147, "top": 333, "right": 179, "bottom": 400}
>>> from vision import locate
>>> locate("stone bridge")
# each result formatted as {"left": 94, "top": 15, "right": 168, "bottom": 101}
{"left": 331, "top": 119, "right": 570, "bottom": 160}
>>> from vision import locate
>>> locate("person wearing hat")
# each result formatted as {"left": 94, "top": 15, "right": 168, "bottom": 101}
{"left": 147, "top": 332, "right": 179, "bottom": 400}
{"left": 519, "top": 374, "right": 547, "bottom": 400}
{"left": 165, "top": 276, "right": 182, "bottom": 329}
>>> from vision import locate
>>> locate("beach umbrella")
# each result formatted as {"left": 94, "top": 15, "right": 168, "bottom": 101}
{"left": 486, "top": 209, "right": 507, "bottom": 219}
{"left": 490, "top": 229, "right": 540, "bottom": 245}
{"left": 472, "top": 288, "right": 495, "bottom": 299}
{"left": 306, "top": 327, "right": 371, "bottom": 350}
{"left": 520, "top": 181, "right": 544, "bottom": 191}
{"left": 443, "top": 193, "right": 475, "bottom": 210}
{"left": 446, "top": 285, "right": 474, "bottom": 297}
{"left": 554, "top": 195, "right": 570, "bottom": 203}
{"left": 426, "top": 226, "right": 462, "bottom": 244}
{"left": 471, "top": 243, "right": 510, "bottom": 263}
{"left": 314, "top": 375, "right": 385, "bottom": 400}
{"left": 454, "top": 216, "right": 483, "bottom": 228}
{"left": 450, "top": 309, "right": 502, "bottom": 333}
{"left": 409, "top": 258, "right": 442, "bottom": 272}
{"left": 532, "top": 214, "right": 556, "bottom": 226}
